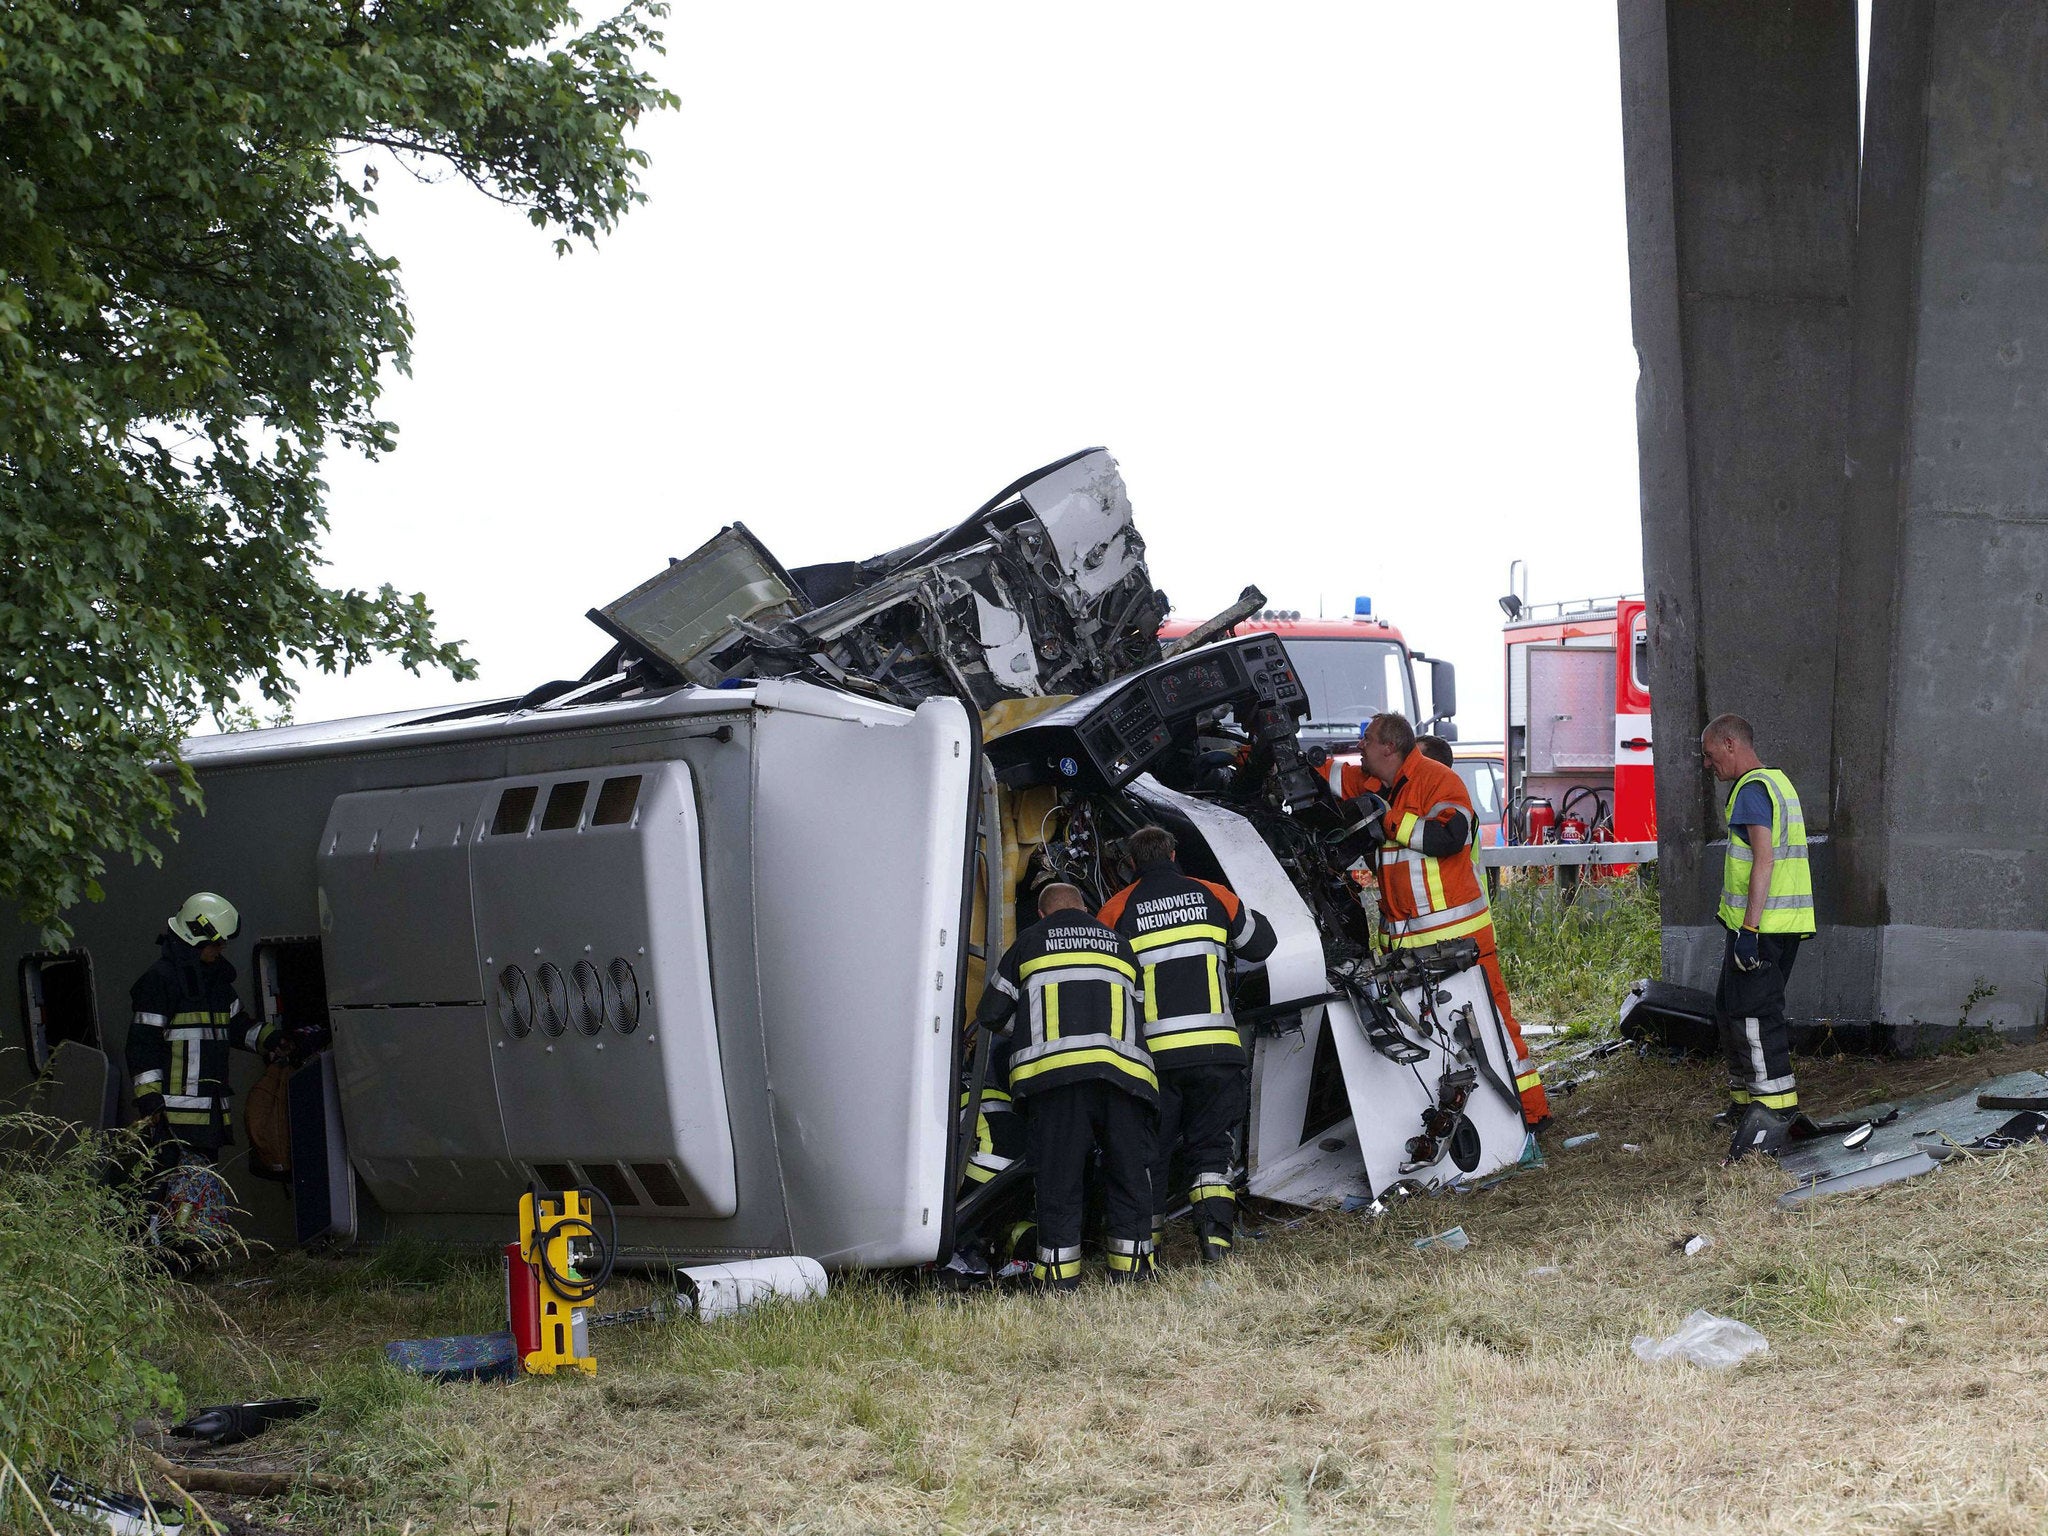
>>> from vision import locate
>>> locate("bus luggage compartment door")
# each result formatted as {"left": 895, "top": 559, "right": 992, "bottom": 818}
{"left": 471, "top": 761, "right": 737, "bottom": 1217}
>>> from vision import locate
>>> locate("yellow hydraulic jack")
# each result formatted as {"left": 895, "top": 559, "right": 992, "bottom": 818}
{"left": 512, "top": 1188, "right": 612, "bottom": 1376}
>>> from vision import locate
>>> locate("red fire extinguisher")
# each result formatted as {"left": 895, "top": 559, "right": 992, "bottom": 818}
{"left": 1557, "top": 786, "right": 1602, "bottom": 847}
{"left": 505, "top": 1240, "right": 540, "bottom": 1364}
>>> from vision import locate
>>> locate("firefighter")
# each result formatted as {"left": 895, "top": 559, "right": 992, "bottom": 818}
{"left": 1343, "top": 713, "right": 1552, "bottom": 1129}
{"left": 1099, "top": 826, "right": 1275, "bottom": 1263}
{"left": 127, "top": 892, "right": 273, "bottom": 1161}
{"left": 973, "top": 882, "right": 1156, "bottom": 1289}
{"left": 1699, "top": 712, "right": 1814, "bottom": 1161}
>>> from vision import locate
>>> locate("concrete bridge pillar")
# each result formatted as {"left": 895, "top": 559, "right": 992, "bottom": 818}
{"left": 1620, "top": 0, "right": 2048, "bottom": 1036}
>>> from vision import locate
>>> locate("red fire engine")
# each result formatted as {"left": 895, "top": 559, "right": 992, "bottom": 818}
{"left": 1498, "top": 566, "right": 1654, "bottom": 851}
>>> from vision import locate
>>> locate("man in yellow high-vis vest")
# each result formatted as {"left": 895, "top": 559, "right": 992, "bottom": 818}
{"left": 1699, "top": 713, "right": 1816, "bottom": 1161}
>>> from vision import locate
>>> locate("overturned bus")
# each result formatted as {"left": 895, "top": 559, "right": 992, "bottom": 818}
{"left": 2, "top": 450, "right": 1529, "bottom": 1266}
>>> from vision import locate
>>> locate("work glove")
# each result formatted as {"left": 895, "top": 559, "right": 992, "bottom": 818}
{"left": 1352, "top": 790, "right": 1390, "bottom": 846}
{"left": 1733, "top": 927, "right": 1761, "bottom": 972}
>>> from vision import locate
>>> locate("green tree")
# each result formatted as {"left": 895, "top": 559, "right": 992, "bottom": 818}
{"left": 1, "top": 0, "right": 676, "bottom": 941}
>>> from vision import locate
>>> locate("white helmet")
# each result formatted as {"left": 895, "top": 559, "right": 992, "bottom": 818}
{"left": 169, "top": 891, "right": 240, "bottom": 946}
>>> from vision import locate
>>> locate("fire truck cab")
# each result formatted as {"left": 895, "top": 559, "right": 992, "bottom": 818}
{"left": 1499, "top": 573, "right": 1654, "bottom": 848}
{"left": 1158, "top": 600, "right": 1455, "bottom": 759}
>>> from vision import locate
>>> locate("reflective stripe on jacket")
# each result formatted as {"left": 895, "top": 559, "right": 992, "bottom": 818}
{"left": 127, "top": 935, "right": 269, "bottom": 1150}
{"left": 1718, "top": 767, "right": 1815, "bottom": 935}
{"left": 1348, "top": 747, "right": 1492, "bottom": 949}
{"left": 974, "top": 912, "right": 1156, "bottom": 1103}
{"left": 1099, "top": 865, "right": 1277, "bottom": 1069}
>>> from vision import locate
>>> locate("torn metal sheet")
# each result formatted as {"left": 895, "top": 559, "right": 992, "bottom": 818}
{"left": 1778, "top": 1070, "right": 2048, "bottom": 1208}
{"left": 1777, "top": 1150, "right": 1940, "bottom": 1209}
{"left": 592, "top": 449, "right": 1171, "bottom": 709}
{"left": 1017, "top": 450, "right": 1144, "bottom": 607}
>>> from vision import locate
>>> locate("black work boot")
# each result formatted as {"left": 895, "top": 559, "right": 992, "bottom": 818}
{"left": 1033, "top": 1245, "right": 1082, "bottom": 1292}
{"left": 1197, "top": 1218, "right": 1234, "bottom": 1263}
{"left": 1106, "top": 1237, "right": 1151, "bottom": 1283}
{"left": 1723, "top": 1104, "right": 1793, "bottom": 1164}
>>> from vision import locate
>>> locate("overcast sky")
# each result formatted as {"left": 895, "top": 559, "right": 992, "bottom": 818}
{"left": 288, "top": 3, "right": 1645, "bottom": 740}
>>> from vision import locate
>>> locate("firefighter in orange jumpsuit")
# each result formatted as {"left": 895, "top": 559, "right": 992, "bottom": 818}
{"left": 1341, "top": 713, "right": 1552, "bottom": 1128}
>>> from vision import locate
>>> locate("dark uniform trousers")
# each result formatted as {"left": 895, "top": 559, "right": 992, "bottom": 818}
{"left": 1022, "top": 1079, "right": 1155, "bottom": 1288}
{"left": 1714, "top": 926, "right": 1802, "bottom": 1110}
{"left": 1154, "top": 1062, "right": 1244, "bottom": 1255}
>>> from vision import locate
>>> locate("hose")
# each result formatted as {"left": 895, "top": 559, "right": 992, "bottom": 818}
{"left": 1560, "top": 785, "right": 1606, "bottom": 827}
{"left": 525, "top": 1183, "right": 617, "bottom": 1304}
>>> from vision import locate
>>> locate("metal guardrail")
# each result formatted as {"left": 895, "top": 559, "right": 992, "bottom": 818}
{"left": 1480, "top": 841, "right": 1658, "bottom": 869}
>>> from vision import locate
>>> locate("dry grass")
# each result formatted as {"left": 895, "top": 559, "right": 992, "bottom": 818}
{"left": 160, "top": 1038, "right": 2048, "bottom": 1536}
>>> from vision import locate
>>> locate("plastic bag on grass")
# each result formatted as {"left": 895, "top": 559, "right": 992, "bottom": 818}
{"left": 1631, "top": 1309, "right": 1768, "bottom": 1370}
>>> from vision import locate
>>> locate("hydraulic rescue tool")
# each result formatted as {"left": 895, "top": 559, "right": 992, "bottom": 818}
{"left": 510, "top": 1185, "right": 615, "bottom": 1376}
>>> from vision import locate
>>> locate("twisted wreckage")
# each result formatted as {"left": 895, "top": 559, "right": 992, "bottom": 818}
{"left": 5, "top": 450, "right": 1530, "bottom": 1265}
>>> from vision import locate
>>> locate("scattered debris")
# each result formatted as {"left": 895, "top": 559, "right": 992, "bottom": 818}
{"left": 1631, "top": 1309, "right": 1768, "bottom": 1370}
{"left": 170, "top": 1397, "right": 318, "bottom": 1448}
{"left": 1780, "top": 1150, "right": 1941, "bottom": 1207}
{"left": 1682, "top": 1234, "right": 1714, "bottom": 1257}
{"left": 1778, "top": 1070, "right": 2048, "bottom": 1208}
{"left": 1413, "top": 1225, "right": 1471, "bottom": 1252}
{"left": 1622, "top": 1142, "right": 1643, "bottom": 1152}
{"left": 1978, "top": 1089, "right": 2048, "bottom": 1111}
{"left": 1527, "top": 1265, "right": 1562, "bottom": 1277}
{"left": 1970, "top": 1110, "right": 2047, "bottom": 1150}
{"left": 147, "top": 1162, "right": 235, "bottom": 1252}
{"left": 1618, "top": 978, "right": 1929, "bottom": 1058}
{"left": 1562, "top": 1132, "right": 1600, "bottom": 1149}
{"left": 679, "top": 1255, "right": 828, "bottom": 1319}
{"left": 47, "top": 1470, "right": 183, "bottom": 1534}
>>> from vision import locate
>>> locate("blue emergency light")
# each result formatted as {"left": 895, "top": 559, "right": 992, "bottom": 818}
{"left": 1354, "top": 596, "right": 1373, "bottom": 617}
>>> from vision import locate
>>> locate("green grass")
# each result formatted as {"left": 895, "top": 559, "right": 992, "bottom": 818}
{"left": 0, "top": 1119, "right": 191, "bottom": 1522}
{"left": 1492, "top": 870, "right": 1662, "bottom": 1029}
{"left": 100, "top": 1037, "right": 2048, "bottom": 1534}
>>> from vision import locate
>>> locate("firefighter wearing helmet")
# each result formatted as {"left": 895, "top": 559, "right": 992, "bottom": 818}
{"left": 126, "top": 892, "right": 275, "bottom": 1159}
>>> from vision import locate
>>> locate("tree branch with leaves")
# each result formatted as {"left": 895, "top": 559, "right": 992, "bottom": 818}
{"left": 0, "top": 0, "right": 677, "bottom": 941}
